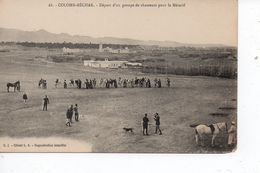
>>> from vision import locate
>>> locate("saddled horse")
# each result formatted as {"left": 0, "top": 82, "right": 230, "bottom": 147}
{"left": 7, "top": 81, "right": 20, "bottom": 92}
{"left": 190, "top": 122, "right": 228, "bottom": 147}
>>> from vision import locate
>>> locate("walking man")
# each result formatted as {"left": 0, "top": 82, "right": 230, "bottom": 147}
{"left": 228, "top": 121, "right": 236, "bottom": 147}
{"left": 74, "top": 104, "right": 79, "bottom": 122}
{"left": 43, "top": 95, "right": 49, "bottom": 111}
{"left": 142, "top": 113, "right": 149, "bottom": 135}
{"left": 154, "top": 113, "right": 162, "bottom": 135}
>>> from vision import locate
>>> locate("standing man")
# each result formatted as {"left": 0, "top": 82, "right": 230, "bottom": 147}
{"left": 154, "top": 113, "right": 162, "bottom": 135}
{"left": 79, "top": 79, "right": 82, "bottom": 89}
{"left": 69, "top": 105, "right": 73, "bottom": 124}
{"left": 228, "top": 121, "right": 236, "bottom": 147}
{"left": 64, "top": 80, "right": 67, "bottom": 89}
{"left": 142, "top": 113, "right": 149, "bottom": 136}
{"left": 166, "top": 78, "right": 170, "bottom": 87}
{"left": 23, "top": 93, "right": 28, "bottom": 104}
{"left": 66, "top": 107, "right": 71, "bottom": 127}
{"left": 55, "top": 79, "right": 59, "bottom": 88}
{"left": 74, "top": 104, "right": 79, "bottom": 122}
{"left": 43, "top": 95, "right": 49, "bottom": 111}
{"left": 158, "top": 79, "right": 162, "bottom": 88}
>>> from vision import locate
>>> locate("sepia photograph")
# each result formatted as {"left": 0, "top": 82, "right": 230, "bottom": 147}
{"left": 0, "top": 0, "right": 237, "bottom": 153}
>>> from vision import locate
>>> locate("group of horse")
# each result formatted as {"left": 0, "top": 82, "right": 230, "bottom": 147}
{"left": 53, "top": 77, "right": 171, "bottom": 89}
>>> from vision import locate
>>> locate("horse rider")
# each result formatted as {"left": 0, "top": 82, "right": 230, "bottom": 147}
{"left": 142, "top": 113, "right": 149, "bottom": 135}
{"left": 43, "top": 95, "right": 49, "bottom": 111}
{"left": 154, "top": 113, "right": 162, "bottom": 135}
{"left": 228, "top": 121, "right": 236, "bottom": 147}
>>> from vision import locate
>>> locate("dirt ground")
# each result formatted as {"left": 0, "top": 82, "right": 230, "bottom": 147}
{"left": 0, "top": 48, "right": 237, "bottom": 153}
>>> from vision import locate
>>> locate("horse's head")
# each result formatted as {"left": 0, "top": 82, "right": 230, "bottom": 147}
{"left": 218, "top": 122, "right": 228, "bottom": 132}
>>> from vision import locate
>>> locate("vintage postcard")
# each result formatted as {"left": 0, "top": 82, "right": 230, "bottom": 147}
{"left": 0, "top": 0, "right": 237, "bottom": 153}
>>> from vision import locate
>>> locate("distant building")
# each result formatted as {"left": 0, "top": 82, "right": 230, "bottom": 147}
{"left": 62, "top": 47, "right": 82, "bottom": 53}
{"left": 125, "top": 62, "right": 143, "bottom": 68}
{"left": 99, "top": 46, "right": 133, "bottom": 54}
{"left": 84, "top": 58, "right": 128, "bottom": 69}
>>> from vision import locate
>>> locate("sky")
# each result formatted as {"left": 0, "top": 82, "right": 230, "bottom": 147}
{"left": 0, "top": 0, "right": 237, "bottom": 46}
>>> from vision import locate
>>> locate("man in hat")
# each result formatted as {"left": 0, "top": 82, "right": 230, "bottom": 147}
{"left": 43, "top": 95, "right": 49, "bottom": 111}
{"left": 228, "top": 121, "right": 236, "bottom": 147}
{"left": 154, "top": 113, "right": 162, "bottom": 135}
{"left": 142, "top": 113, "right": 149, "bottom": 135}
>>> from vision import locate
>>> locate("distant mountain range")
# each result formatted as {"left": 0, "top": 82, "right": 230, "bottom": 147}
{"left": 0, "top": 27, "right": 227, "bottom": 47}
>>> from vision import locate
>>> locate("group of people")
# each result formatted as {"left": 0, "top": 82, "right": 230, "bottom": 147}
{"left": 53, "top": 77, "right": 172, "bottom": 89}
{"left": 66, "top": 104, "right": 79, "bottom": 127}
{"left": 39, "top": 95, "right": 79, "bottom": 127}
{"left": 38, "top": 78, "right": 47, "bottom": 89}
{"left": 21, "top": 93, "right": 236, "bottom": 147}
{"left": 142, "top": 113, "right": 162, "bottom": 136}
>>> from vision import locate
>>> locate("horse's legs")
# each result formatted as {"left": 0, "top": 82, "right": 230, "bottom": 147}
{"left": 211, "top": 134, "right": 217, "bottom": 147}
{"left": 7, "top": 86, "right": 9, "bottom": 92}
{"left": 195, "top": 129, "right": 200, "bottom": 146}
{"left": 199, "top": 134, "right": 205, "bottom": 147}
{"left": 195, "top": 134, "right": 199, "bottom": 145}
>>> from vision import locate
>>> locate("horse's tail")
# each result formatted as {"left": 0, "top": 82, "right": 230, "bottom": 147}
{"left": 190, "top": 124, "right": 199, "bottom": 128}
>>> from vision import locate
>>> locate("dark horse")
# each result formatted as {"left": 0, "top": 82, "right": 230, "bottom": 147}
{"left": 7, "top": 81, "right": 20, "bottom": 92}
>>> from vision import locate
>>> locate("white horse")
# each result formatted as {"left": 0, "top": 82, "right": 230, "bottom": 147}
{"left": 190, "top": 122, "right": 228, "bottom": 147}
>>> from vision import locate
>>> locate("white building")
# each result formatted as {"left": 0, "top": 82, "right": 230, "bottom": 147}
{"left": 84, "top": 58, "right": 128, "bottom": 69}
{"left": 99, "top": 46, "right": 131, "bottom": 54}
{"left": 125, "top": 62, "right": 143, "bottom": 68}
{"left": 62, "top": 47, "right": 83, "bottom": 53}
{"left": 99, "top": 43, "right": 103, "bottom": 52}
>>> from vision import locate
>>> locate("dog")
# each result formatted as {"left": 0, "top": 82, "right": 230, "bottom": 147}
{"left": 123, "top": 127, "right": 134, "bottom": 133}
